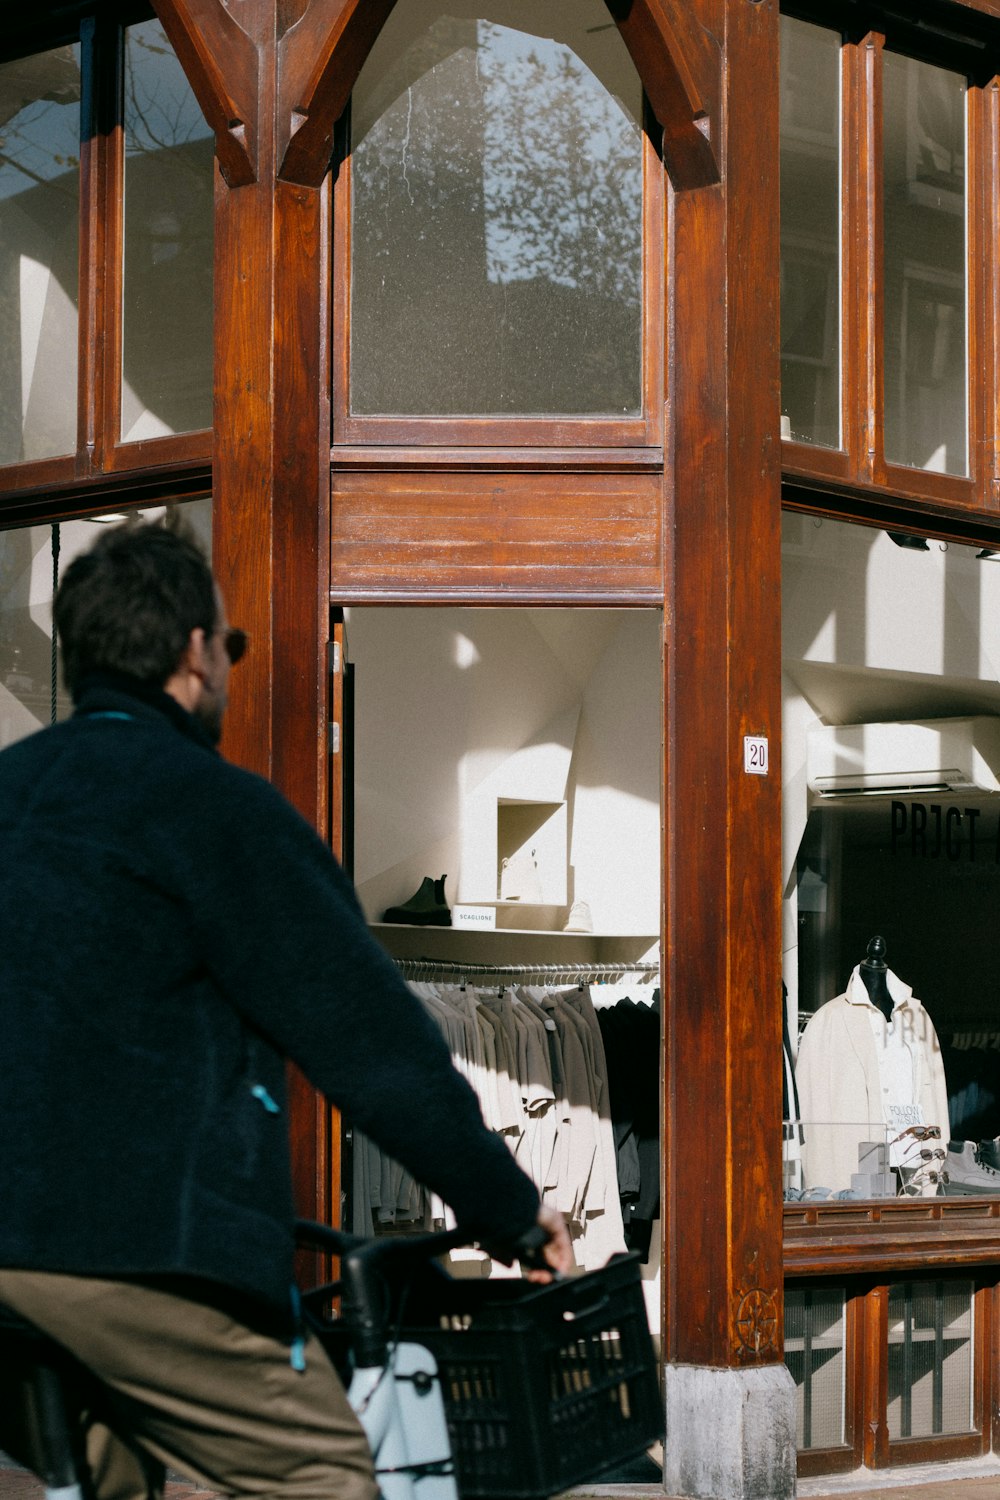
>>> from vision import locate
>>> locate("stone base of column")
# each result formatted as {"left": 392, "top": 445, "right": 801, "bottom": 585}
{"left": 663, "top": 1362, "right": 796, "bottom": 1500}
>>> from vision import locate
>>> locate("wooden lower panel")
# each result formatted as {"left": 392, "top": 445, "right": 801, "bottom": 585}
{"left": 329, "top": 470, "right": 664, "bottom": 600}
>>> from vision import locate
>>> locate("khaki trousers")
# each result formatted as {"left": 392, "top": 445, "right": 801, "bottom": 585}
{"left": 0, "top": 1270, "right": 377, "bottom": 1500}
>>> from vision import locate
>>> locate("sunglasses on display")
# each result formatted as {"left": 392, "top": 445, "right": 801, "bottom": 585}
{"left": 890, "top": 1124, "right": 941, "bottom": 1146}
{"left": 901, "top": 1169, "right": 950, "bottom": 1196}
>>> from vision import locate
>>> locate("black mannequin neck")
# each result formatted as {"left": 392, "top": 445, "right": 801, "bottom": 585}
{"left": 859, "top": 963, "right": 893, "bottom": 1021}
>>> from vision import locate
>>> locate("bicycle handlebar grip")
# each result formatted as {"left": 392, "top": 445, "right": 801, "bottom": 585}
{"left": 339, "top": 1244, "right": 391, "bottom": 1368}
{"left": 482, "top": 1221, "right": 551, "bottom": 1270}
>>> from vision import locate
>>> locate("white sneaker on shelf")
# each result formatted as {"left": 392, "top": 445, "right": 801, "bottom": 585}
{"left": 563, "top": 900, "right": 593, "bottom": 934}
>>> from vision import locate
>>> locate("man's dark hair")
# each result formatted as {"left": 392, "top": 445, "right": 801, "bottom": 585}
{"left": 54, "top": 520, "right": 218, "bottom": 699}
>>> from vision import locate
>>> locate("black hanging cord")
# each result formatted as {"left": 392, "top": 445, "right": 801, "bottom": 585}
{"left": 50, "top": 522, "right": 60, "bottom": 725}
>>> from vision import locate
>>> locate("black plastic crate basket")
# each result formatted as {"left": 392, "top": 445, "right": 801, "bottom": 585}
{"left": 397, "top": 1252, "right": 662, "bottom": 1499}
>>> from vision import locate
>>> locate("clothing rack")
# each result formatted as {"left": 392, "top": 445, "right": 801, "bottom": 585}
{"left": 394, "top": 957, "right": 660, "bottom": 984}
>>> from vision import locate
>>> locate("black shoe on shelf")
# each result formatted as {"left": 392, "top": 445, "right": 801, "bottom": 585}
{"left": 383, "top": 875, "right": 451, "bottom": 926}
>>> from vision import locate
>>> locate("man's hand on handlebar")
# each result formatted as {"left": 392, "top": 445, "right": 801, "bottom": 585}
{"left": 522, "top": 1205, "right": 573, "bottom": 1283}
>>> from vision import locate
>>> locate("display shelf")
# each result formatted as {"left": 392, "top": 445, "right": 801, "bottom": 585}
{"left": 368, "top": 922, "right": 659, "bottom": 968}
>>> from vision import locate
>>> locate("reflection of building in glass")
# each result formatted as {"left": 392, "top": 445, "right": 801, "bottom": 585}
{"left": 0, "top": 27, "right": 213, "bottom": 464}
{"left": 0, "top": 501, "right": 212, "bottom": 750}
{"left": 0, "top": 45, "right": 80, "bottom": 465}
{"left": 779, "top": 17, "right": 840, "bottom": 449}
{"left": 883, "top": 54, "right": 967, "bottom": 475}
{"left": 121, "top": 21, "right": 214, "bottom": 441}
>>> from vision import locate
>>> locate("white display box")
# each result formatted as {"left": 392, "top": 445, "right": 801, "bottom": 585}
{"left": 459, "top": 795, "right": 567, "bottom": 907}
{"left": 495, "top": 798, "right": 567, "bottom": 906}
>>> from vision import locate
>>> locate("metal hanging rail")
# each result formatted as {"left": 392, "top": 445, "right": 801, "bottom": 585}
{"left": 394, "top": 958, "right": 660, "bottom": 984}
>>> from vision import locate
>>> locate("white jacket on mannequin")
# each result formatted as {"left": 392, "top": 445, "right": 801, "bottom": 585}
{"left": 795, "top": 966, "right": 950, "bottom": 1191}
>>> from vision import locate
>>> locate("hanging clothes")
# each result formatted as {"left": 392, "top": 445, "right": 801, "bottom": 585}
{"left": 351, "top": 971, "right": 659, "bottom": 1271}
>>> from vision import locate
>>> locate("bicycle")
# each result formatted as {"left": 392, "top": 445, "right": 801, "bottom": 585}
{"left": 0, "top": 1223, "right": 661, "bottom": 1500}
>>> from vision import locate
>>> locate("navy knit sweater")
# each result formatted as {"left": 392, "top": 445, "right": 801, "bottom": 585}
{"left": 0, "top": 677, "right": 539, "bottom": 1309}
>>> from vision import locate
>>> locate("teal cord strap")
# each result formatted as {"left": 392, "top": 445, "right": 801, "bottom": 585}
{"left": 251, "top": 1084, "right": 281, "bottom": 1114}
{"left": 289, "top": 1284, "right": 307, "bottom": 1372}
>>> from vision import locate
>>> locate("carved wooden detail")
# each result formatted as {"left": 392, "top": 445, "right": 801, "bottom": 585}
{"left": 277, "top": 0, "right": 396, "bottom": 187}
{"left": 150, "top": 0, "right": 259, "bottom": 186}
{"left": 734, "top": 1288, "right": 780, "bottom": 1360}
{"left": 606, "top": 0, "right": 721, "bottom": 189}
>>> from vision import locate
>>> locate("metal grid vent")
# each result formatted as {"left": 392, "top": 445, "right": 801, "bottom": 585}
{"left": 784, "top": 1286, "right": 847, "bottom": 1449}
{"left": 887, "top": 1280, "right": 974, "bottom": 1440}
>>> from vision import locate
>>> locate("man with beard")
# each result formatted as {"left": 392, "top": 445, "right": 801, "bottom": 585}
{"left": 0, "top": 519, "right": 569, "bottom": 1500}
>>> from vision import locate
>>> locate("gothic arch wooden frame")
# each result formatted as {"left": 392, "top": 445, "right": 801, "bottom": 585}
{"left": 150, "top": 0, "right": 721, "bottom": 192}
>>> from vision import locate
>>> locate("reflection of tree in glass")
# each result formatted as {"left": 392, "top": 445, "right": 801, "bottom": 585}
{"left": 0, "top": 48, "right": 80, "bottom": 202}
{"left": 479, "top": 25, "right": 641, "bottom": 311}
{"left": 125, "top": 32, "right": 210, "bottom": 160}
{"left": 351, "top": 18, "right": 643, "bottom": 415}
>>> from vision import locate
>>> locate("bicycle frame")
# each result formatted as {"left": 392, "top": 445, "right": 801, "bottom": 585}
{"left": 298, "top": 1220, "right": 470, "bottom": 1500}
{"left": 349, "top": 1342, "right": 459, "bottom": 1500}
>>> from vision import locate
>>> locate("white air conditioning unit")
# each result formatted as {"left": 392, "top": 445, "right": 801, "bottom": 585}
{"left": 807, "top": 716, "right": 1000, "bottom": 798}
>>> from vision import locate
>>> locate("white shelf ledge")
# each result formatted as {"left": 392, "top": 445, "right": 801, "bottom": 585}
{"left": 368, "top": 923, "right": 660, "bottom": 967}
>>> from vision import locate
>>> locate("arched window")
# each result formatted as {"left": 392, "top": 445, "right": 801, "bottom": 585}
{"left": 334, "top": 0, "right": 662, "bottom": 447}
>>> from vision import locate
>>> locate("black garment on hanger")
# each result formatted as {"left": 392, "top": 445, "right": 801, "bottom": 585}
{"left": 597, "top": 995, "right": 660, "bottom": 1261}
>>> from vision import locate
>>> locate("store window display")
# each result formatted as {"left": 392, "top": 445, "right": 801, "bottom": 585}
{"left": 782, "top": 515, "right": 1000, "bottom": 1202}
{"left": 795, "top": 936, "right": 949, "bottom": 1194}
{"left": 342, "top": 607, "right": 663, "bottom": 1325}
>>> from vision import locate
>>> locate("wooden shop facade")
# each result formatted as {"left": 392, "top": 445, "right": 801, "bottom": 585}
{"left": 8, "top": 0, "right": 1000, "bottom": 1491}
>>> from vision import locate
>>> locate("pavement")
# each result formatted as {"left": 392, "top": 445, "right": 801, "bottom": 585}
{"left": 4, "top": 1460, "right": 1000, "bottom": 1500}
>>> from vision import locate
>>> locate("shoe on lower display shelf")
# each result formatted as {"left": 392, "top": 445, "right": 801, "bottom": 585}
{"left": 943, "top": 1140, "right": 1000, "bottom": 1195}
{"left": 382, "top": 875, "right": 451, "bottom": 926}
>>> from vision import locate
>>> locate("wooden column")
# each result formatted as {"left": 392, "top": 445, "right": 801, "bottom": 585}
{"left": 663, "top": 0, "right": 784, "bottom": 1374}
{"left": 152, "top": 0, "right": 337, "bottom": 1223}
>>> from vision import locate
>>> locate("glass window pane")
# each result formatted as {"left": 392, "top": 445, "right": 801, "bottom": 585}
{"left": 349, "top": 1, "right": 643, "bottom": 417}
{"left": 0, "top": 45, "right": 80, "bottom": 465}
{"left": 883, "top": 53, "right": 967, "bottom": 476}
{"left": 121, "top": 22, "right": 214, "bottom": 443}
{"left": 782, "top": 514, "right": 1000, "bottom": 1205}
{"left": 0, "top": 500, "right": 212, "bottom": 751}
{"left": 779, "top": 16, "right": 841, "bottom": 449}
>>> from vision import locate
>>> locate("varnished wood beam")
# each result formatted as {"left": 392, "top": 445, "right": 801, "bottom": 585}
{"left": 606, "top": 0, "right": 721, "bottom": 189}
{"left": 663, "top": 0, "right": 781, "bottom": 1370}
{"left": 277, "top": 0, "right": 396, "bottom": 187}
{"left": 150, "top": 0, "right": 259, "bottom": 186}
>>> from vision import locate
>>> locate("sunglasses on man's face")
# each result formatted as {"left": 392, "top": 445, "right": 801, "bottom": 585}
{"left": 222, "top": 627, "right": 248, "bottom": 665}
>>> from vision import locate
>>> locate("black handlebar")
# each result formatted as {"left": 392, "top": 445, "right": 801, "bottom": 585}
{"left": 294, "top": 1219, "right": 554, "bottom": 1366}
{"left": 296, "top": 1219, "right": 474, "bottom": 1366}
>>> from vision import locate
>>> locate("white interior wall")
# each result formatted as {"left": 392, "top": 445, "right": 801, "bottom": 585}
{"left": 347, "top": 607, "right": 661, "bottom": 931}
